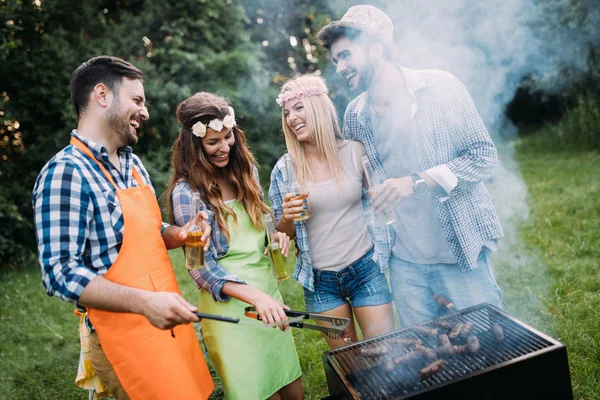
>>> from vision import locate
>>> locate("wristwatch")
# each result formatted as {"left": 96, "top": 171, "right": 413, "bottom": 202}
{"left": 411, "top": 173, "right": 428, "bottom": 195}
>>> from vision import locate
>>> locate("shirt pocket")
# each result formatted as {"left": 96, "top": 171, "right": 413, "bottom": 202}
{"left": 102, "top": 189, "right": 123, "bottom": 234}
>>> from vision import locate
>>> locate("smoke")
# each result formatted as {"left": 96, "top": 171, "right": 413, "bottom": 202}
{"left": 321, "top": 0, "right": 599, "bottom": 327}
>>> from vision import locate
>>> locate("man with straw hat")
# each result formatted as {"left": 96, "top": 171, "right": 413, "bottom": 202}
{"left": 318, "top": 5, "right": 504, "bottom": 327}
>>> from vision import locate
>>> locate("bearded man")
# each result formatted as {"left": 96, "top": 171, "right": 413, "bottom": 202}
{"left": 32, "top": 56, "right": 214, "bottom": 399}
{"left": 318, "top": 5, "right": 504, "bottom": 327}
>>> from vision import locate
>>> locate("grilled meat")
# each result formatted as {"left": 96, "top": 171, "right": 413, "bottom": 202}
{"left": 491, "top": 323, "right": 505, "bottom": 343}
{"left": 413, "top": 344, "right": 438, "bottom": 360}
{"left": 387, "top": 336, "right": 422, "bottom": 347}
{"left": 433, "top": 319, "right": 454, "bottom": 331}
{"left": 392, "top": 351, "right": 426, "bottom": 365}
{"left": 419, "top": 360, "right": 445, "bottom": 380}
{"left": 382, "top": 355, "right": 395, "bottom": 372}
{"left": 412, "top": 325, "right": 439, "bottom": 336}
{"left": 467, "top": 334, "right": 480, "bottom": 353}
{"left": 459, "top": 321, "right": 474, "bottom": 339}
{"left": 449, "top": 323, "right": 464, "bottom": 340}
{"left": 438, "top": 333, "right": 451, "bottom": 347}
{"left": 435, "top": 344, "right": 468, "bottom": 356}
{"left": 360, "top": 346, "right": 389, "bottom": 358}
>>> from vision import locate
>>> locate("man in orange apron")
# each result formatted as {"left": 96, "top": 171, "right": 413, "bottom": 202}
{"left": 32, "top": 56, "right": 214, "bottom": 399}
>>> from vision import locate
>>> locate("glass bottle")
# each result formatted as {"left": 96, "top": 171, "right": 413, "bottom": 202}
{"left": 185, "top": 192, "right": 205, "bottom": 270}
{"left": 361, "top": 156, "right": 397, "bottom": 225}
{"left": 285, "top": 157, "right": 310, "bottom": 221}
{"left": 264, "top": 214, "right": 290, "bottom": 281}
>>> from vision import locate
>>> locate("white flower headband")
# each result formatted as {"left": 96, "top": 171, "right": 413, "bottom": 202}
{"left": 191, "top": 106, "right": 236, "bottom": 138}
{"left": 276, "top": 87, "right": 328, "bottom": 107}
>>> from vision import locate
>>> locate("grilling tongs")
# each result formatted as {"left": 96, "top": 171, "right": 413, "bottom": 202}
{"left": 244, "top": 306, "right": 351, "bottom": 340}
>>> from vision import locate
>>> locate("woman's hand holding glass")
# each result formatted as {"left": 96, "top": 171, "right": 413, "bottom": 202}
{"left": 281, "top": 192, "right": 310, "bottom": 223}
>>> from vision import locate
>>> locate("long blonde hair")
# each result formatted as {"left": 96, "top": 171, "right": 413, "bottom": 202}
{"left": 279, "top": 74, "right": 343, "bottom": 184}
{"left": 165, "top": 92, "right": 269, "bottom": 239}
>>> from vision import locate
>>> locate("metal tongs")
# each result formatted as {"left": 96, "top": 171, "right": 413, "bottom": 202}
{"left": 244, "top": 306, "right": 351, "bottom": 341}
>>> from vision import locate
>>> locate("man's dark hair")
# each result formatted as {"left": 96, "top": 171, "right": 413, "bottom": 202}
{"left": 317, "top": 24, "right": 363, "bottom": 51}
{"left": 70, "top": 56, "right": 144, "bottom": 117}
{"left": 317, "top": 24, "right": 398, "bottom": 61}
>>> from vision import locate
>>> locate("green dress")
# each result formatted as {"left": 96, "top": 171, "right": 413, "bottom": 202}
{"left": 198, "top": 201, "right": 302, "bottom": 399}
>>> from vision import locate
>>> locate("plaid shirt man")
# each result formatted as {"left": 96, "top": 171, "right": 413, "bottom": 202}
{"left": 32, "top": 131, "right": 167, "bottom": 331}
{"left": 343, "top": 66, "right": 503, "bottom": 271}
{"left": 269, "top": 153, "right": 392, "bottom": 292}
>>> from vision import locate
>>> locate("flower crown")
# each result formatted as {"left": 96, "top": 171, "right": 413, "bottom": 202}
{"left": 191, "top": 106, "right": 236, "bottom": 138}
{"left": 276, "top": 87, "right": 328, "bottom": 107}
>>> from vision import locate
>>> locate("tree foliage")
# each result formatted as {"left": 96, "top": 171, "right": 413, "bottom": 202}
{"left": 1, "top": 0, "right": 599, "bottom": 269}
{"left": 0, "top": 0, "right": 283, "bottom": 269}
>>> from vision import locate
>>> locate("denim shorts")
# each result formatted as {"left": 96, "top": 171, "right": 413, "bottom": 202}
{"left": 303, "top": 247, "right": 393, "bottom": 313}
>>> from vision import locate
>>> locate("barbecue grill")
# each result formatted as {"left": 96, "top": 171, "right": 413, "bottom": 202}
{"left": 323, "top": 303, "right": 573, "bottom": 399}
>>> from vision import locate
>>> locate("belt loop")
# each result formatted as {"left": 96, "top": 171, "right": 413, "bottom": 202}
{"left": 313, "top": 269, "right": 321, "bottom": 284}
{"left": 348, "top": 265, "right": 357, "bottom": 278}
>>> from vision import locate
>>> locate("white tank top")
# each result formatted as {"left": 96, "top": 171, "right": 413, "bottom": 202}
{"left": 304, "top": 141, "right": 373, "bottom": 271}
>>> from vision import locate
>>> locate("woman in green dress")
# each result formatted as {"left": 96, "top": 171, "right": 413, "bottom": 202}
{"left": 165, "top": 92, "right": 303, "bottom": 400}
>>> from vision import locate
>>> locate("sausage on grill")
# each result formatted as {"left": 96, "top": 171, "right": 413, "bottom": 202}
{"left": 459, "top": 321, "right": 474, "bottom": 339}
{"left": 419, "top": 360, "right": 445, "bottom": 380}
{"left": 467, "top": 334, "right": 480, "bottom": 353}
{"left": 433, "top": 319, "right": 454, "bottom": 331}
{"left": 392, "top": 351, "right": 426, "bottom": 365}
{"left": 435, "top": 344, "right": 468, "bottom": 356}
{"left": 449, "top": 323, "right": 464, "bottom": 340}
{"left": 412, "top": 325, "right": 439, "bottom": 336}
{"left": 413, "top": 344, "right": 437, "bottom": 360}
{"left": 491, "top": 323, "right": 505, "bottom": 343}
{"left": 438, "top": 334, "right": 451, "bottom": 347}
{"left": 360, "top": 346, "right": 388, "bottom": 358}
{"left": 382, "top": 355, "right": 395, "bottom": 372}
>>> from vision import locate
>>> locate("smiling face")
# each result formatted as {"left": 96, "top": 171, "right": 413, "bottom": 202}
{"left": 201, "top": 127, "right": 235, "bottom": 168}
{"left": 283, "top": 99, "right": 311, "bottom": 142}
{"left": 330, "top": 37, "right": 375, "bottom": 91}
{"left": 105, "top": 78, "right": 149, "bottom": 147}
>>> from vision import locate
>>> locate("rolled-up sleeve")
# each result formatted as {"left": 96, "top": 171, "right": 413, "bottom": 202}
{"left": 32, "top": 161, "right": 98, "bottom": 305}
{"left": 172, "top": 183, "right": 244, "bottom": 302}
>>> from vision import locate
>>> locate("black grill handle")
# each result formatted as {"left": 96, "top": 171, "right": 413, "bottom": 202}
{"left": 283, "top": 309, "right": 311, "bottom": 320}
{"left": 194, "top": 312, "right": 239, "bottom": 324}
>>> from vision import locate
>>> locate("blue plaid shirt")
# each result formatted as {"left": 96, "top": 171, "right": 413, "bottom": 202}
{"left": 171, "top": 181, "right": 247, "bottom": 302}
{"left": 32, "top": 131, "right": 167, "bottom": 331}
{"left": 268, "top": 152, "right": 392, "bottom": 292}
{"left": 343, "top": 66, "right": 503, "bottom": 271}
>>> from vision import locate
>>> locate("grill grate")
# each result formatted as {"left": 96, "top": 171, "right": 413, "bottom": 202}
{"left": 324, "top": 304, "right": 563, "bottom": 400}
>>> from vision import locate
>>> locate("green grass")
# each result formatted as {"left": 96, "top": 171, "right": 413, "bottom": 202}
{"left": 1, "top": 146, "right": 599, "bottom": 399}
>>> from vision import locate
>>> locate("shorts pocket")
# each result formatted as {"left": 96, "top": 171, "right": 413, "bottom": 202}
{"left": 303, "top": 287, "right": 328, "bottom": 305}
{"left": 358, "top": 260, "right": 382, "bottom": 286}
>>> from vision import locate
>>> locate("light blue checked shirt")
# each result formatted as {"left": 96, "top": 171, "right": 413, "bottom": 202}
{"left": 32, "top": 131, "right": 166, "bottom": 331}
{"left": 171, "top": 181, "right": 248, "bottom": 302}
{"left": 343, "top": 66, "right": 503, "bottom": 271}
{"left": 269, "top": 152, "right": 392, "bottom": 292}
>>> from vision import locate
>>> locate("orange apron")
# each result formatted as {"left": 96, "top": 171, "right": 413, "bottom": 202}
{"left": 72, "top": 137, "right": 214, "bottom": 400}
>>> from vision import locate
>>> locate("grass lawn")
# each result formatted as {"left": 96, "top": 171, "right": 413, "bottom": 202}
{"left": 1, "top": 147, "right": 598, "bottom": 399}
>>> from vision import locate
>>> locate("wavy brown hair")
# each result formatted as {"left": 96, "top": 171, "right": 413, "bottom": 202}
{"left": 164, "top": 92, "right": 269, "bottom": 239}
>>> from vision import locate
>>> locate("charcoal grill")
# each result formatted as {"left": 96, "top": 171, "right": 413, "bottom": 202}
{"left": 323, "top": 303, "right": 572, "bottom": 399}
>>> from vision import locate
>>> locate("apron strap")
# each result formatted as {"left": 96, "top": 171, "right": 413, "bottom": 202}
{"left": 70, "top": 137, "right": 144, "bottom": 188}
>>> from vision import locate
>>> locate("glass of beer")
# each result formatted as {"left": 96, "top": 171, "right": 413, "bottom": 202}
{"left": 185, "top": 192, "right": 206, "bottom": 270}
{"left": 285, "top": 157, "right": 310, "bottom": 221}
{"left": 264, "top": 214, "right": 290, "bottom": 281}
